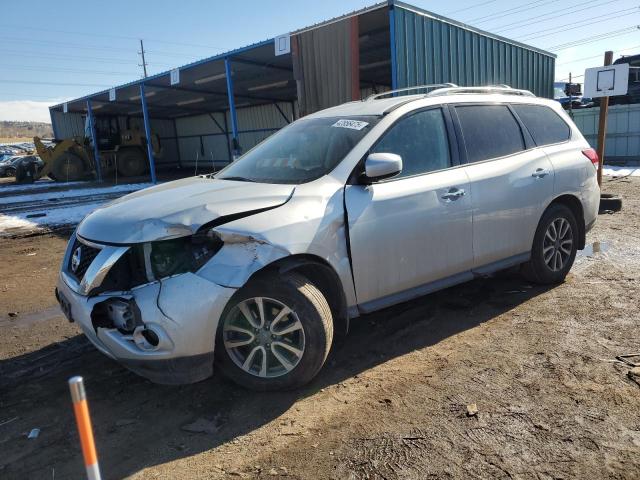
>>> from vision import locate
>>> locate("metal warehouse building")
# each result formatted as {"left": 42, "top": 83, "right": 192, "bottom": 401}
{"left": 49, "top": 0, "right": 556, "bottom": 181}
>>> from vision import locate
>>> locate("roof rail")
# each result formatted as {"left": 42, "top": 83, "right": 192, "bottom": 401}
{"left": 367, "top": 83, "right": 458, "bottom": 100}
{"left": 427, "top": 85, "right": 535, "bottom": 97}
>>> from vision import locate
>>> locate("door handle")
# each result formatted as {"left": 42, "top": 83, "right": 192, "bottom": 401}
{"left": 441, "top": 188, "right": 465, "bottom": 201}
{"left": 532, "top": 168, "right": 550, "bottom": 178}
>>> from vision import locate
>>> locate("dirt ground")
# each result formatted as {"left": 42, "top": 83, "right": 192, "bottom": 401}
{"left": 1, "top": 177, "right": 639, "bottom": 480}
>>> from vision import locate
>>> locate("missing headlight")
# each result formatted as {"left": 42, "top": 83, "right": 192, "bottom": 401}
{"left": 149, "top": 231, "right": 223, "bottom": 278}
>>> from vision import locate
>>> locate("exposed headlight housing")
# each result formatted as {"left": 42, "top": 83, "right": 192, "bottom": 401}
{"left": 149, "top": 230, "right": 223, "bottom": 278}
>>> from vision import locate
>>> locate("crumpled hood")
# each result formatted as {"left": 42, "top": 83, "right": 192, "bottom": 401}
{"left": 77, "top": 177, "right": 295, "bottom": 244}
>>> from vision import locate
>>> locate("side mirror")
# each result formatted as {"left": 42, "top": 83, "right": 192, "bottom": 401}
{"left": 363, "top": 152, "right": 402, "bottom": 182}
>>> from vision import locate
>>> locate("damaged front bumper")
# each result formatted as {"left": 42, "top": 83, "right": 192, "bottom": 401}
{"left": 56, "top": 247, "right": 235, "bottom": 384}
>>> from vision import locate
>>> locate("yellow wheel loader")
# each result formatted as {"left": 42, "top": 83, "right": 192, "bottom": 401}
{"left": 31, "top": 116, "right": 161, "bottom": 182}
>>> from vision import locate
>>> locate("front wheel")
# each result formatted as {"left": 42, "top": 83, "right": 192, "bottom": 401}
{"left": 50, "top": 152, "right": 85, "bottom": 181}
{"left": 522, "top": 204, "right": 578, "bottom": 284}
{"left": 116, "top": 148, "right": 146, "bottom": 177}
{"left": 215, "top": 272, "right": 333, "bottom": 391}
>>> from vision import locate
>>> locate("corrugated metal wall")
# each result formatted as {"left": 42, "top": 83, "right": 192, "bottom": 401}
{"left": 392, "top": 6, "right": 555, "bottom": 98}
{"left": 51, "top": 110, "right": 84, "bottom": 138}
{"left": 572, "top": 104, "right": 640, "bottom": 160}
{"left": 174, "top": 101, "right": 295, "bottom": 167}
{"left": 175, "top": 112, "right": 229, "bottom": 168}
{"left": 226, "top": 102, "right": 294, "bottom": 154}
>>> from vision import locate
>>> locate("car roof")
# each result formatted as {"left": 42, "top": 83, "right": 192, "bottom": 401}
{"left": 307, "top": 89, "right": 557, "bottom": 119}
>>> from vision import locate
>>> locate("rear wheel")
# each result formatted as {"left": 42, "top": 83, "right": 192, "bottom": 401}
{"left": 116, "top": 148, "right": 146, "bottom": 177}
{"left": 50, "top": 152, "right": 85, "bottom": 181}
{"left": 522, "top": 204, "right": 578, "bottom": 284}
{"left": 215, "top": 272, "right": 333, "bottom": 391}
{"left": 4, "top": 167, "right": 16, "bottom": 177}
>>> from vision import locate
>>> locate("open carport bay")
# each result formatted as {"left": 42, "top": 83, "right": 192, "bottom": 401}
{"left": 0, "top": 175, "right": 638, "bottom": 479}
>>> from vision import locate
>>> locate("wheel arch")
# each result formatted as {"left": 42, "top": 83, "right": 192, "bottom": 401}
{"left": 249, "top": 254, "right": 350, "bottom": 337}
{"left": 546, "top": 194, "right": 586, "bottom": 249}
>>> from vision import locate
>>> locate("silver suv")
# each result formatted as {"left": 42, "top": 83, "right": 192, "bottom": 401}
{"left": 56, "top": 86, "right": 600, "bottom": 390}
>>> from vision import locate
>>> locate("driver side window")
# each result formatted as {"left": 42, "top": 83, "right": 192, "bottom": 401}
{"left": 371, "top": 108, "right": 451, "bottom": 179}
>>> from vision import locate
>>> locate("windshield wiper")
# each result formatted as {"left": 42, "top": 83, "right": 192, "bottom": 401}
{"left": 219, "top": 176, "right": 256, "bottom": 182}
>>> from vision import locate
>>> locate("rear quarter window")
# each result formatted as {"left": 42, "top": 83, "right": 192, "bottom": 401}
{"left": 455, "top": 105, "right": 525, "bottom": 163}
{"left": 512, "top": 104, "right": 571, "bottom": 146}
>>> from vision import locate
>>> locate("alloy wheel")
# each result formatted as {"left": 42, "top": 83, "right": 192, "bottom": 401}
{"left": 543, "top": 217, "right": 573, "bottom": 272}
{"left": 222, "top": 297, "right": 305, "bottom": 378}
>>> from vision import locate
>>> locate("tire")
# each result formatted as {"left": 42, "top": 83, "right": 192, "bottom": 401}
{"left": 5, "top": 167, "right": 16, "bottom": 177}
{"left": 521, "top": 204, "right": 579, "bottom": 285}
{"left": 51, "top": 152, "right": 85, "bottom": 181}
{"left": 116, "top": 149, "right": 146, "bottom": 177}
{"left": 215, "top": 272, "right": 333, "bottom": 391}
{"left": 599, "top": 193, "right": 622, "bottom": 213}
{"left": 15, "top": 161, "right": 36, "bottom": 183}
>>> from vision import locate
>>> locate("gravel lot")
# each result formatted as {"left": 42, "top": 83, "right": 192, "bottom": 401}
{"left": 1, "top": 176, "right": 639, "bottom": 480}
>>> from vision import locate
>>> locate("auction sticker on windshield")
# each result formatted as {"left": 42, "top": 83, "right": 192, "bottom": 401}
{"left": 331, "top": 119, "right": 369, "bottom": 130}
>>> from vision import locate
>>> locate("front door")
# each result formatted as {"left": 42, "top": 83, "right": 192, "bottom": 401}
{"left": 345, "top": 108, "right": 473, "bottom": 310}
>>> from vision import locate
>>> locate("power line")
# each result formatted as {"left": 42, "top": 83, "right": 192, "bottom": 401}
{"left": 556, "top": 45, "right": 640, "bottom": 66}
{"left": 445, "top": 0, "right": 499, "bottom": 15}
{"left": 0, "top": 64, "right": 139, "bottom": 76}
{"left": 517, "top": 8, "right": 639, "bottom": 42}
{"left": 0, "top": 23, "right": 231, "bottom": 50}
{"left": 557, "top": 74, "right": 585, "bottom": 81}
{"left": 0, "top": 36, "right": 137, "bottom": 53}
{"left": 0, "top": 79, "right": 112, "bottom": 88}
{"left": 0, "top": 36, "right": 199, "bottom": 59}
{"left": 0, "top": 49, "right": 173, "bottom": 66}
{"left": 491, "top": 0, "right": 617, "bottom": 33}
{"left": 547, "top": 26, "right": 640, "bottom": 51}
{"left": 465, "top": 0, "right": 554, "bottom": 24}
{"left": 0, "top": 92, "right": 67, "bottom": 100}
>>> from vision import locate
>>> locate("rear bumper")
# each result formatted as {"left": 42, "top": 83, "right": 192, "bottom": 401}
{"left": 56, "top": 270, "right": 236, "bottom": 384}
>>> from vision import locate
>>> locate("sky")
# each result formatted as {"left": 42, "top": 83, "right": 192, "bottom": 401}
{"left": 0, "top": 0, "right": 638, "bottom": 122}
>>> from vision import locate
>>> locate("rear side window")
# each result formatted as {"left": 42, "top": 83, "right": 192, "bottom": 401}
{"left": 455, "top": 105, "right": 525, "bottom": 163}
{"left": 512, "top": 104, "right": 571, "bottom": 146}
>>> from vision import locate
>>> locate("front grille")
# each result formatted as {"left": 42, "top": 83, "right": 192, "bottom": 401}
{"left": 93, "top": 245, "right": 149, "bottom": 294}
{"left": 68, "top": 239, "right": 101, "bottom": 282}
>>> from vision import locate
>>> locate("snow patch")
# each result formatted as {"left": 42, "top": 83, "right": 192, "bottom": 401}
{"left": 603, "top": 166, "right": 640, "bottom": 177}
{"left": 0, "top": 183, "right": 152, "bottom": 205}
{"left": 0, "top": 180, "right": 84, "bottom": 193}
{"left": 0, "top": 182, "right": 155, "bottom": 236}
{"left": 0, "top": 202, "right": 105, "bottom": 232}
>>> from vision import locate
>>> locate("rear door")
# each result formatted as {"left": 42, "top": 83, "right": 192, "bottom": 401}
{"left": 345, "top": 107, "right": 473, "bottom": 310}
{"left": 453, "top": 104, "right": 555, "bottom": 269}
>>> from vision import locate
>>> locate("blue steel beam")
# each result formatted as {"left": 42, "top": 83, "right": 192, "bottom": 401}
{"left": 86, "top": 100, "right": 103, "bottom": 183}
{"left": 225, "top": 57, "right": 240, "bottom": 159}
{"left": 139, "top": 83, "right": 157, "bottom": 184}
{"left": 389, "top": 2, "right": 398, "bottom": 92}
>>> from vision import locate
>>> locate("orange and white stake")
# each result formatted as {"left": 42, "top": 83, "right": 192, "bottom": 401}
{"left": 68, "top": 376, "right": 102, "bottom": 480}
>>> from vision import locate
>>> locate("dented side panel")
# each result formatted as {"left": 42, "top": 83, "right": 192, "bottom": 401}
{"left": 196, "top": 180, "right": 358, "bottom": 309}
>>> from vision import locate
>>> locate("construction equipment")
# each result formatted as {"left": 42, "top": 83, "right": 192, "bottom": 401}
{"left": 31, "top": 116, "right": 161, "bottom": 182}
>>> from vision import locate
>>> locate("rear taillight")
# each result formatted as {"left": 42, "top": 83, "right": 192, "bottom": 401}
{"left": 582, "top": 148, "right": 599, "bottom": 169}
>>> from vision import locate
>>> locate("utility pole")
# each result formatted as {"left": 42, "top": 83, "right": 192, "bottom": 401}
{"left": 568, "top": 72, "right": 573, "bottom": 118}
{"left": 596, "top": 51, "right": 613, "bottom": 186}
{"left": 138, "top": 39, "right": 148, "bottom": 78}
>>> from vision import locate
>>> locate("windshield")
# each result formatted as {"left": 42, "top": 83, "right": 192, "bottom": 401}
{"left": 216, "top": 116, "right": 379, "bottom": 184}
